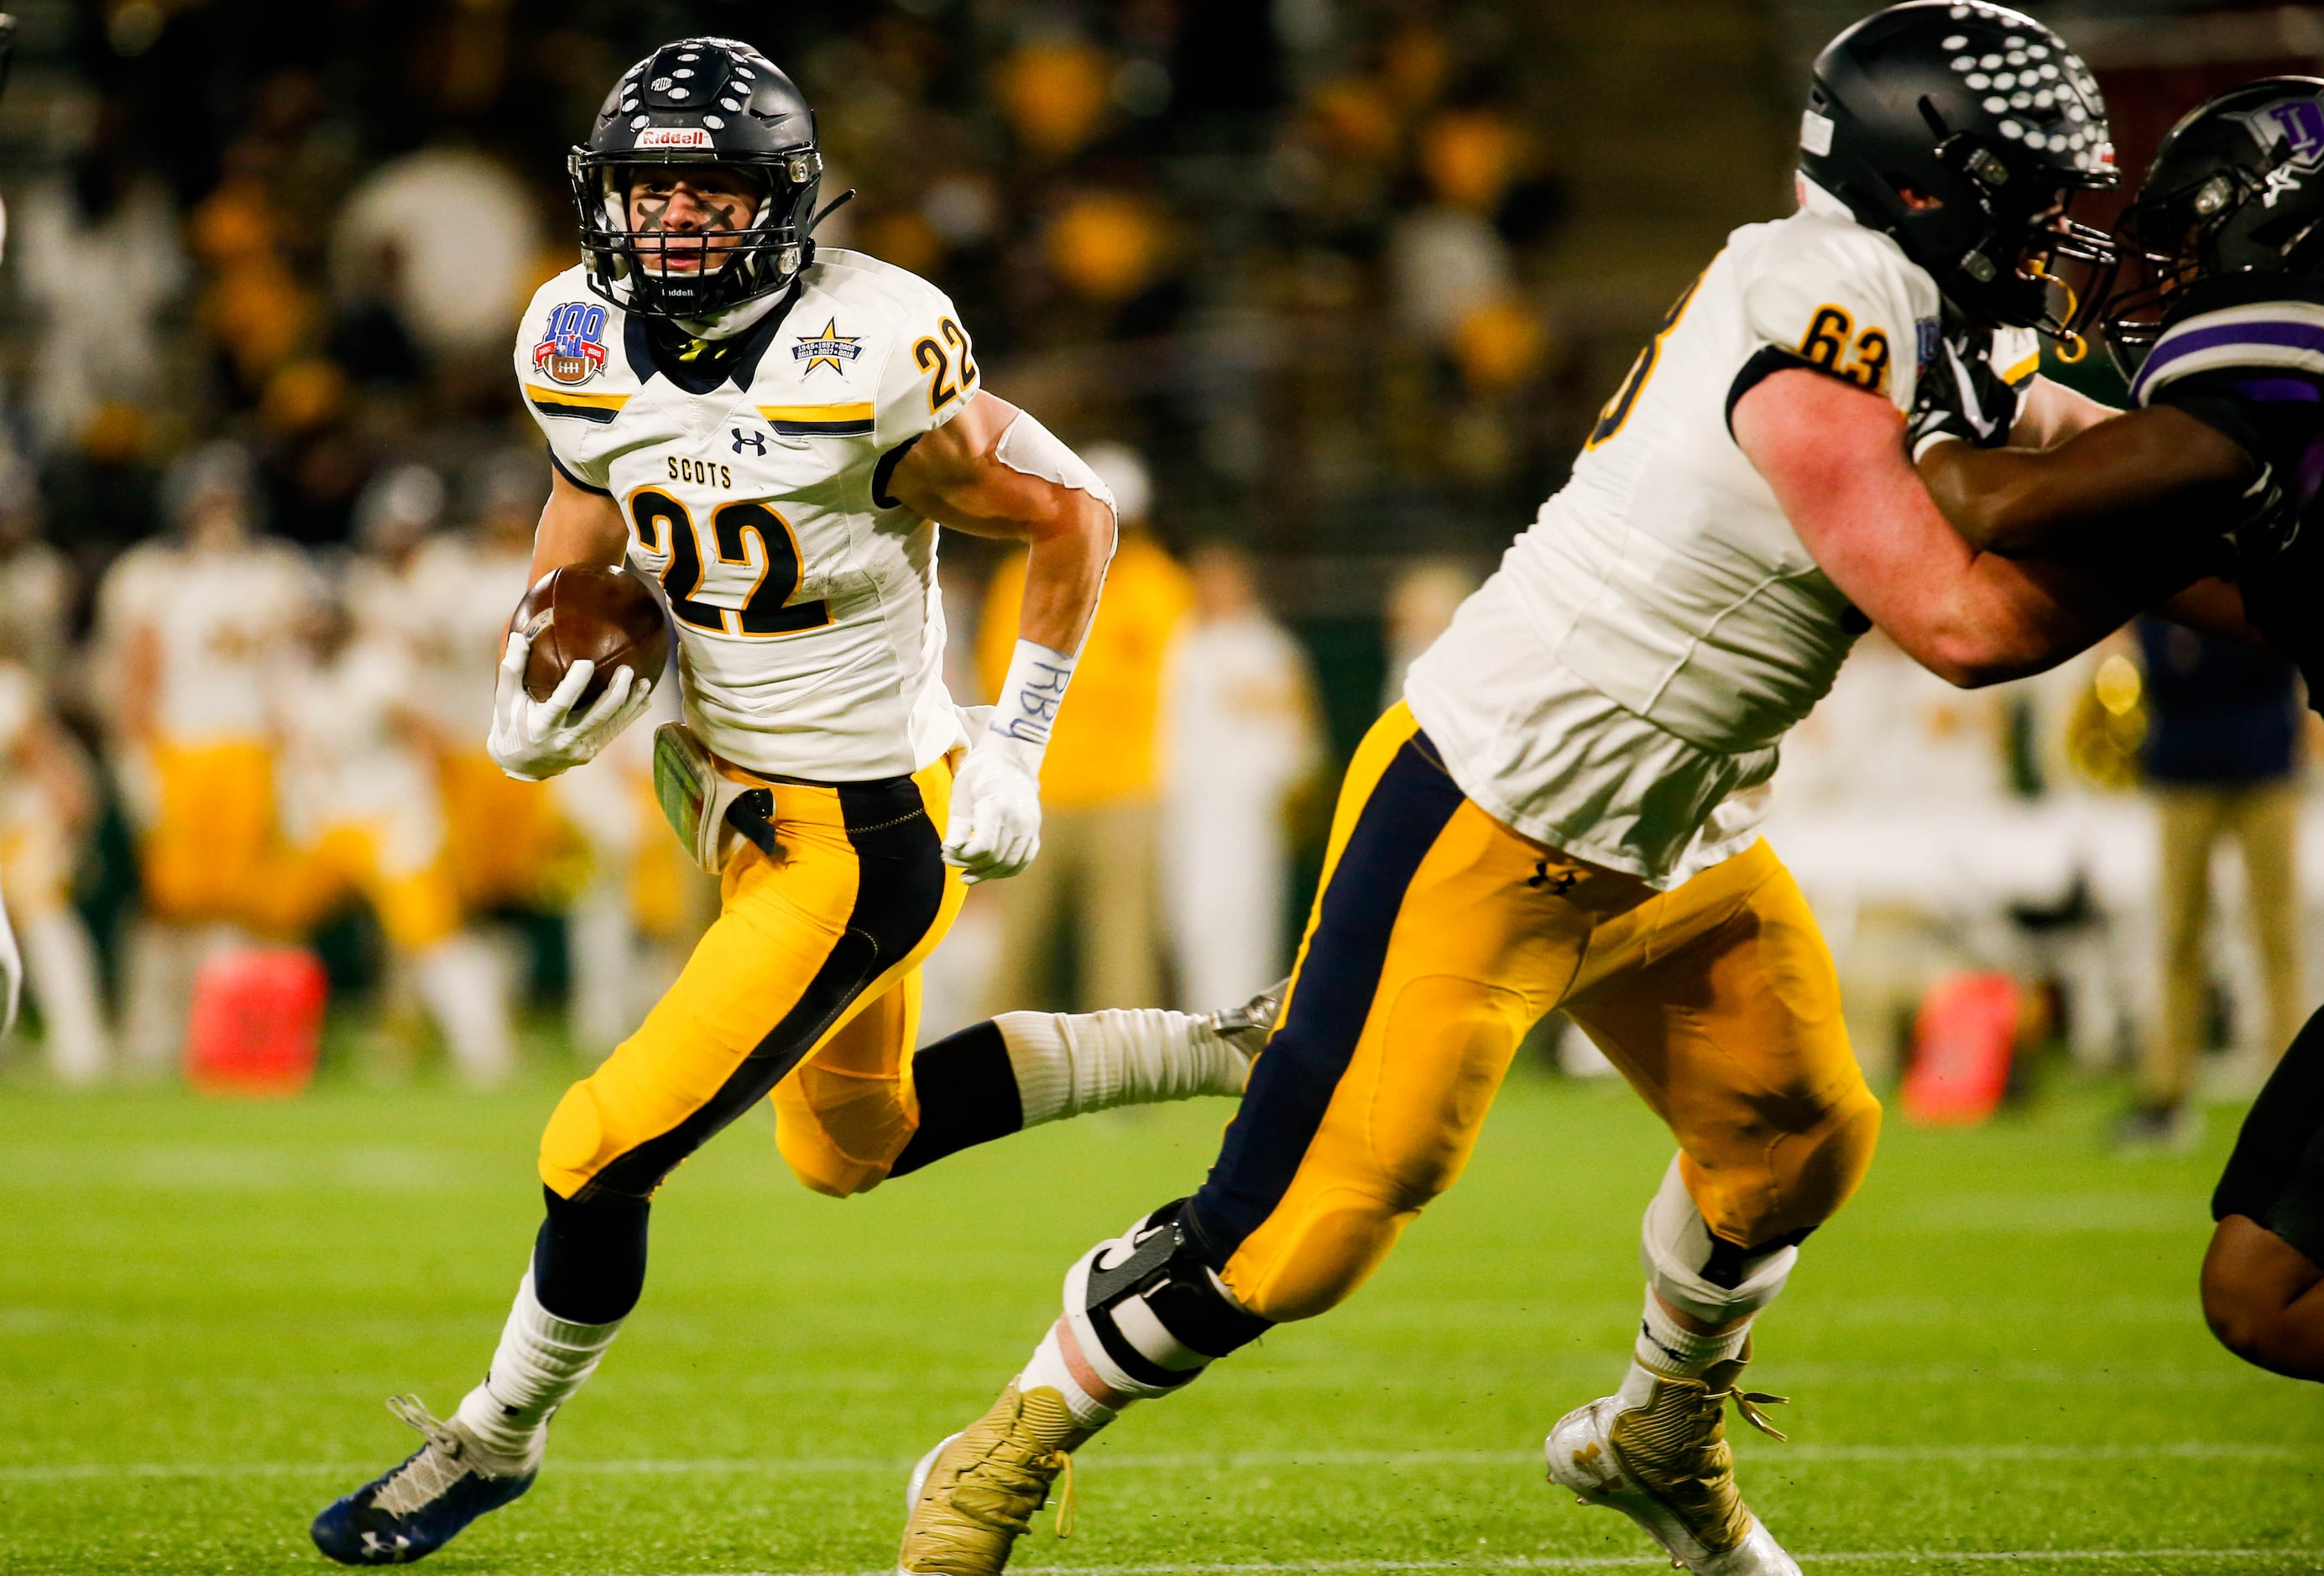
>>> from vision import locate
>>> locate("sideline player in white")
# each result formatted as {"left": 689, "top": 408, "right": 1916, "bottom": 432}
{"left": 314, "top": 38, "right": 1270, "bottom": 1565}
{"left": 100, "top": 443, "right": 315, "bottom": 1069}
{"left": 279, "top": 561, "right": 514, "bottom": 1084}
{"left": 1162, "top": 540, "right": 1321, "bottom": 1010}
{"left": 893, "top": 8, "right": 2180, "bottom": 1576}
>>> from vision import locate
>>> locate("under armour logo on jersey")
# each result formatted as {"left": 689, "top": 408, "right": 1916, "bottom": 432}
{"left": 732, "top": 428, "right": 767, "bottom": 455}
{"left": 1529, "top": 860, "right": 1579, "bottom": 896}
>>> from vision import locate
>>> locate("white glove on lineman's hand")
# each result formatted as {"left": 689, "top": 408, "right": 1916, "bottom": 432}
{"left": 485, "top": 633, "right": 653, "bottom": 783}
{"left": 943, "top": 728, "right": 1045, "bottom": 883}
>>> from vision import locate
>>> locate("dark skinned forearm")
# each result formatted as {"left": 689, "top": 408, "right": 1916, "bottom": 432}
{"left": 1915, "top": 405, "right": 2257, "bottom": 557}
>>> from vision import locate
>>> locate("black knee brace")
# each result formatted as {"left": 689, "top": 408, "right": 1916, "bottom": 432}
{"left": 1069, "top": 1201, "right": 1272, "bottom": 1396}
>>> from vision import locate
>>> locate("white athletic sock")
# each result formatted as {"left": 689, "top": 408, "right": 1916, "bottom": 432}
{"left": 1634, "top": 1287, "right": 1751, "bottom": 1377}
{"left": 1017, "top": 1320, "right": 1124, "bottom": 1428}
{"left": 24, "top": 910, "right": 109, "bottom": 1085}
{"left": 995, "top": 1009, "right": 1250, "bottom": 1126}
{"left": 414, "top": 937, "right": 514, "bottom": 1087}
{"left": 120, "top": 921, "right": 198, "bottom": 1073}
{"left": 452, "top": 1272, "right": 623, "bottom": 1465}
{"left": 565, "top": 880, "right": 636, "bottom": 1060}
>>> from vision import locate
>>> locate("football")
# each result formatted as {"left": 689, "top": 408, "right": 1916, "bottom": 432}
{"left": 509, "top": 563, "right": 671, "bottom": 709}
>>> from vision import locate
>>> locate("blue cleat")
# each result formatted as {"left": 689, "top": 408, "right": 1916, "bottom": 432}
{"left": 311, "top": 1396, "right": 538, "bottom": 1565}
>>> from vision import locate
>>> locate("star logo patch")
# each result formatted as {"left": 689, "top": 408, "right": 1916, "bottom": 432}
{"left": 791, "top": 318, "right": 862, "bottom": 376}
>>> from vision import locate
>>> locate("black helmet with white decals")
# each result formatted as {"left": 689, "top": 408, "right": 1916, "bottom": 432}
{"left": 569, "top": 37, "right": 833, "bottom": 320}
{"left": 1799, "top": 1, "right": 2118, "bottom": 336}
{"left": 2103, "top": 78, "right": 2324, "bottom": 378}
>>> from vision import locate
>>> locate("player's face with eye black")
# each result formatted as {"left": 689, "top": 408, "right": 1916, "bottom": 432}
{"left": 625, "top": 167, "right": 763, "bottom": 276}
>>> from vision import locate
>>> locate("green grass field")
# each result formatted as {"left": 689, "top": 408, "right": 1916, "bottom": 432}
{"left": 3, "top": 1063, "right": 2321, "bottom": 1575}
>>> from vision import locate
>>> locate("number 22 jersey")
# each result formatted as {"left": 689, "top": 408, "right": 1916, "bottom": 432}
{"left": 514, "top": 248, "right": 980, "bottom": 782}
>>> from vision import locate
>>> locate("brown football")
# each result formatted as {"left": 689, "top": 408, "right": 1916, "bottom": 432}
{"left": 509, "top": 564, "right": 671, "bottom": 709}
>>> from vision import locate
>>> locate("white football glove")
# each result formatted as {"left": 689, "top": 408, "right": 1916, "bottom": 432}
{"left": 486, "top": 633, "right": 653, "bottom": 783}
{"left": 943, "top": 724, "right": 1044, "bottom": 884}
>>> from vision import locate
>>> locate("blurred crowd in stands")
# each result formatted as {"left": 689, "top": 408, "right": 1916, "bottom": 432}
{"left": 0, "top": 0, "right": 1563, "bottom": 1082}
{"left": 0, "top": 0, "right": 2313, "bottom": 1131}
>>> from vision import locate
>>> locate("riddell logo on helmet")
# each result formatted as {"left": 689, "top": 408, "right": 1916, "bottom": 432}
{"left": 636, "top": 128, "right": 714, "bottom": 150}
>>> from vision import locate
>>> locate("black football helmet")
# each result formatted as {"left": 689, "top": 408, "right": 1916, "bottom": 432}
{"left": 1800, "top": 2, "right": 2118, "bottom": 337}
{"left": 2103, "top": 78, "right": 2324, "bottom": 378}
{"left": 570, "top": 37, "right": 830, "bottom": 320}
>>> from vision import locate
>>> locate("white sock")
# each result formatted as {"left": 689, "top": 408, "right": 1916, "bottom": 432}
{"left": 565, "top": 881, "right": 635, "bottom": 1060}
{"left": 415, "top": 937, "right": 514, "bottom": 1087}
{"left": 120, "top": 921, "right": 197, "bottom": 1073}
{"left": 452, "top": 1272, "right": 623, "bottom": 1464}
{"left": 1634, "top": 1288, "right": 1751, "bottom": 1377}
{"left": 996, "top": 1009, "right": 1250, "bottom": 1126}
{"left": 24, "top": 911, "right": 109, "bottom": 1084}
{"left": 1017, "top": 1320, "right": 1123, "bottom": 1428}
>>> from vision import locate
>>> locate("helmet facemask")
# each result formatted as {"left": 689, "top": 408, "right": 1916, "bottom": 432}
{"left": 569, "top": 144, "right": 823, "bottom": 321}
{"left": 1910, "top": 125, "right": 2119, "bottom": 344}
{"left": 2103, "top": 105, "right": 2324, "bottom": 379}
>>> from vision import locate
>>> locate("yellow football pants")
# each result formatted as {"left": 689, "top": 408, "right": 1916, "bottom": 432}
{"left": 139, "top": 741, "right": 281, "bottom": 927}
{"left": 1193, "top": 703, "right": 1880, "bottom": 1323}
{"left": 539, "top": 754, "right": 965, "bottom": 1203}
{"left": 438, "top": 751, "right": 589, "bottom": 911}
{"left": 269, "top": 823, "right": 463, "bottom": 953}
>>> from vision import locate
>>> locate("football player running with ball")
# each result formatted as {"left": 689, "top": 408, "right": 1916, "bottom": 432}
{"left": 890, "top": 8, "right": 2177, "bottom": 1576}
{"left": 312, "top": 39, "right": 1272, "bottom": 1566}
{"left": 1913, "top": 77, "right": 2324, "bottom": 1389}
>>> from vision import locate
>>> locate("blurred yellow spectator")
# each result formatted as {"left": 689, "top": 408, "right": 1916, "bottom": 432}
{"left": 1308, "top": 78, "right": 1401, "bottom": 166}
{"left": 1454, "top": 297, "right": 1550, "bottom": 394}
{"left": 80, "top": 403, "right": 149, "bottom": 466}
{"left": 1422, "top": 109, "right": 1523, "bottom": 215}
{"left": 189, "top": 174, "right": 279, "bottom": 267}
{"left": 999, "top": 40, "right": 1111, "bottom": 160}
{"left": 1047, "top": 191, "right": 1168, "bottom": 305}
{"left": 1380, "top": 23, "right": 1449, "bottom": 111}
{"left": 260, "top": 359, "right": 348, "bottom": 437}
{"left": 859, "top": 206, "right": 944, "bottom": 279}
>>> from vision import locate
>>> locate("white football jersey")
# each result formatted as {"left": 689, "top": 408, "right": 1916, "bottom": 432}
{"left": 515, "top": 249, "right": 981, "bottom": 781}
{"left": 108, "top": 540, "right": 315, "bottom": 744}
{"left": 1406, "top": 196, "right": 2037, "bottom": 887}
{"left": 353, "top": 534, "right": 534, "bottom": 744}
{"left": 273, "top": 636, "right": 443, "bottom": 871}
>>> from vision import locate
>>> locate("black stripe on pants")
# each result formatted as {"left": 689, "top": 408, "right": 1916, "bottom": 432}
{"left": 1183, "top": 733, "right": 1467, "bottom": 1264}
{"left": 581, "top": 775, "right": 948, "bottom": 1203}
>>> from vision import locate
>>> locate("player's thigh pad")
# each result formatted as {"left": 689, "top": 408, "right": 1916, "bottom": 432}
{"left": 539, "top": 763, "right": 956, "bottom": 1201}
{"left": 1192, "top": 707, "right": 1585, "bottom": 1323}
{"left": 1565, "top": 840, "right": 1879, "bottom": 1248}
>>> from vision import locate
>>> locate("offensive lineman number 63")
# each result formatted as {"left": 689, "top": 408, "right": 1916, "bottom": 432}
{"left": 625, "top": 488, "right": 832, "bottom": 639}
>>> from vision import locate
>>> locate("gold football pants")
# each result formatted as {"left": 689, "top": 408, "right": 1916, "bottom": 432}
{"left": 1190, "top": 703, "right": 1880, "bottom": 1323}
{"left": 138, "top": 741, "right": 280, "bottom": 927}
{"left": 539, "top": 754, "right": 965, "bottom": 1203}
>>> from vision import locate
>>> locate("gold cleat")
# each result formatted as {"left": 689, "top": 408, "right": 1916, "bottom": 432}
{"left": 1543, "top": 1344, "right": 1798, "bottom": 1576}
{"left": 896, "top": 1383, "right": 1092, "bottom": 1576}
